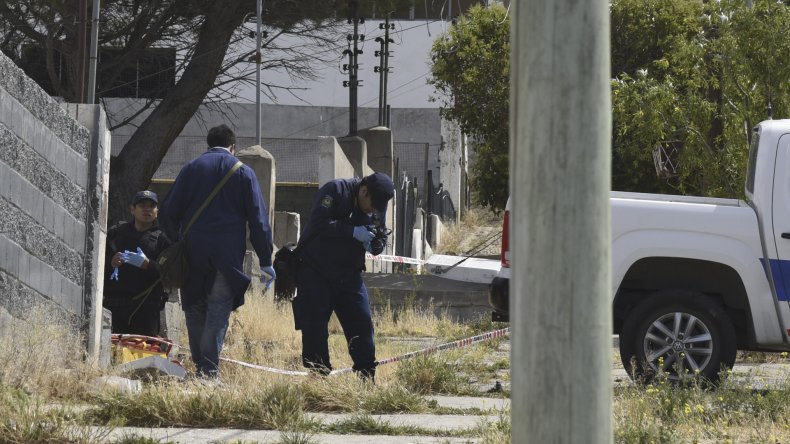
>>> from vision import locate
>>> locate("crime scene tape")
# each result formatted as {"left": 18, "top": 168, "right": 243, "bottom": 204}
{"left": 112, "top": 328, "right": 511, "bottom": 377}
{"left": 365, "top": 252, "right": 425, "bottom": 265}
{"left": 330, "top": 327, "right": 511, "bottom": 375}
{"left": 222, "top": 327, "right": 510, "bottom": 376}
{"left": 219, "top": 358, "right": 309, "bottom": 376}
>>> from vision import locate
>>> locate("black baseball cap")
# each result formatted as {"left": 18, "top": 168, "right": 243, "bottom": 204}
{"left": 132, "top": 190, "right": 158, "bottom": 205}
{"left": 365, "top": 172, "right": 394, "bottom": 212}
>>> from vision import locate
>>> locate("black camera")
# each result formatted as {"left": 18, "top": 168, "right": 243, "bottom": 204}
{"left": 369, "top": 224, "right": 391, "bottom": 255}
{"left": 369, "top": 214, "right": 391, "bottom": 256}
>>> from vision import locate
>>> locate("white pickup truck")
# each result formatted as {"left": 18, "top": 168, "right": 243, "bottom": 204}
{"left": 489, "top": 119, "right": 790, "bottom": 382}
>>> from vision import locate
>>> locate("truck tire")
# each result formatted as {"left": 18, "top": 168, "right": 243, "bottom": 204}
{"left": 619, "top": 291, "right": 736, "bottom": 383}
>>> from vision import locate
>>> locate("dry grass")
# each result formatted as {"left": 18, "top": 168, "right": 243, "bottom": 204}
{"left": 434, "top": 206, "right": 502, "bottom": 256}
{"left": 16, "top": 285, "right": 790, "bottom": 442}
{"left": 0, "top": 306, "right": 100, "bottom": 399}
{"left": 613, "top": 372, "right": 790, "bottom": 443}
{"left": 220, "top": 285, "right": 499, "bottom": 386}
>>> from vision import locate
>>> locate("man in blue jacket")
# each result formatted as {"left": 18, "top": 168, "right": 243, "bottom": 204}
{"left": 160, "top": 124, "right": 275, "bottom": 378}
{"left": 294, "top": 172, "right": 394, "bottom": 380}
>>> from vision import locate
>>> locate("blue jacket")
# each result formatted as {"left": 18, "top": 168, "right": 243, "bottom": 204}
{"left": 300, "top": 178, "right": 385, "bottom": 283}
{"left": 159, "top": 148, "right": 273, "bottom": 310}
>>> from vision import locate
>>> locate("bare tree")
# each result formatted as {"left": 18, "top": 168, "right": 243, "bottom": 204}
{"left": 0, "top": 0, "right": 346, "bottom": 223}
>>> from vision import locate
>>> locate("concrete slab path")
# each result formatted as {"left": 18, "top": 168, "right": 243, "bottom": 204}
{"left": 99, "top": 426, "right": 480, "bottom": 444}
{"left": 95, "top": 395, "right": 502, "bottom": 443}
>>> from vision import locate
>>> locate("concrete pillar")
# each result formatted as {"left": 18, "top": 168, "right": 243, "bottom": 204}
{"left": 273, "top": 211, "right": 300, "bottom": 249}
{"left": 236, "top": 145, "right": 276, "bottom": 229}
{"left": 336, "top": 135, "right": 368, "bottom": 179}
{"left": 428, "top": 214, "right": 443, "bottom": 249}
{"left": 511, "top": 0, "right": 612, "bottom": 443}
{"left": 318, "top": 136, "right": 355, "bottom": 186}
{"left": 99, "top": 308, "right": 112, "bottom": 368}
{"left": 411, "top": 229, "right": 423, "bottom": 272}
{"left": 439, "top": 119, "right": 463, "bottom": 223}
{"left": 358, "top": 126, "right": 393, "bottom": 176}
{"left": 359, "top": 126, "right": 396, "bottom": 260}
{"left": 64, "top": 104, "right": 111, "bottom": 365}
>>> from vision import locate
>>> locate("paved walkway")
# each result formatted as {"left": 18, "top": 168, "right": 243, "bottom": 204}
{"left": 98, "top": 395, "right": 507, "bottom": 443}
{"left": 89, "top": 362, "right": 790, "bottom": 443}
{"left": 100, "top": 427, "right": 479, "bottom": 444}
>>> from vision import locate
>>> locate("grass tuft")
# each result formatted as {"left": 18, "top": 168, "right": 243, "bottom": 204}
{"left": 275, "top": 430, "right": 320, "bottom": 444}
{"left": 85, "top": 379, "right": 310, "bottom": 429}
{"left": 109, "top": 434, "right": 176, "bottom": 444}
{"left": 300, "top": 375, "right": 427, "bottom": 413}
{"left": 395, "top": 355, "right": 463, "bottom": 395}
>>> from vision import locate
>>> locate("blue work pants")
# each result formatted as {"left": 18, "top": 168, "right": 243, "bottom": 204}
{"left": 183, "top": 272, "right": 234, "bottom": 377}
{"left": 294, "top": 265, "right": 376, "bottom": 378}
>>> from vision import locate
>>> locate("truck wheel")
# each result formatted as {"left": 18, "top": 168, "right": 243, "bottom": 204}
{"left": 619, "top": 291, "right": 736, "bottom": 383}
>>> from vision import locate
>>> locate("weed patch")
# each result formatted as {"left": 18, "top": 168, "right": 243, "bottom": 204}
{"left": 300, "top": 376, "right": 427, "bottom": 413}
{"left": 85, "top": 380, "right": 309, "bottom": 429}
{"left": 613, "top": 372, "right": 790, "bottom": 442}
{"left": 395, "top": 355, "right": 464, "bottom": 395}
{"left": 0, "top": 307, "right": 97, "bottom": 399}
{"left": 0, "top": 384, "right": 108, "bottom": 443}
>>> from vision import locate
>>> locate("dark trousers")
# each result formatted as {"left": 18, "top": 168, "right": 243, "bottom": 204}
{"left": 294, "top": 265, "right": 376, "bottom": 377}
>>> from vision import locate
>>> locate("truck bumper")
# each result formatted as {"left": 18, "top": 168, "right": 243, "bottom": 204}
{"left": 489, "top": 276, "right": 509, "bottom": 318}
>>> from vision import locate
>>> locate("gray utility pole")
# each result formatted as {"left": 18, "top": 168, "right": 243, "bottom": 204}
{"left": 86, "top": 0, "right": 100, "bottom": 104}
{"left": 255, "top": 0, "right": 263, "bottom": 146}
{"left": 510, "top": 0, "right": 612, "bottom": 442}
{"left": 343, "top": 0, "right": 363, "bottom": 136}
{"left": 375, "top": 17, "right": 394, "bottom": 127}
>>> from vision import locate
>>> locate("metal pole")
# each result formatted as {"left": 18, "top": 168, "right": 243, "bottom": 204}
{"left": 377, "top": 31, "right": 385, "bottom": 125}
{"left": 349, "top": 0, "right": 359, "bottom": 136}
{"left": 86, "top": 0, "right": 100, "bottom": 104}
{"left": 381, "top": 18, "right": 391, "bottom": 128}
{"left": 255, "top": 0, "right": 262, "bottom": 145}
{"left": 511, "top": 0, "right": 612, "bottom": 442}
{"left": 76, "top": 0, "right": 88, "bottom": 102}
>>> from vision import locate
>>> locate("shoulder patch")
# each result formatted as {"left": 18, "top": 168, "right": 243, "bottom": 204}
{"left": 320, "top": 195, "right": 333, "bottom": 208}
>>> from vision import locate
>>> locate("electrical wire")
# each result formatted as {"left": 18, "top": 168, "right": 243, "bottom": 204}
{"left": 430, "top": 229, "right": 502, "bottom": 275}
{"left": 280, "top": 69, "right": 431, "bottom": 138}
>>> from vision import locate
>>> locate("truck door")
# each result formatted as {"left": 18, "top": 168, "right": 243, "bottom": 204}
{"left": 770, "top": 134, "right": 790, "bottom": 302}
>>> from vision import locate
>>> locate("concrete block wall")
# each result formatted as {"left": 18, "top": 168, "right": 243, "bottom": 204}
{"left": 0, "top": 52, "right": 109, "bottom": 353}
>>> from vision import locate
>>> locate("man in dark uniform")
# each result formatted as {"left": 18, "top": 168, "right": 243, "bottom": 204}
{"left": 294, "top": 172, "right": 394, "bottom": 380}
{"left": 103, "top": 190, "right": 171, "bottom": 336}
{"left": 159, "top": 124, "right": 275, "bottom": 378}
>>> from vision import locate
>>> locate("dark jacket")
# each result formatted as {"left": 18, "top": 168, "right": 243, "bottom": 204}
{"left": 159, "top": 148, "right": 273, "bottom": 310}
{"left": 300, "top": 178, "right": 385, "bottom": 283}
{"left": 103, "top": 221, "right": 171, "bottom": 308}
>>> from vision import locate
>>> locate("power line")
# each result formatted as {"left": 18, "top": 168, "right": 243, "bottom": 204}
{"left": 281, "top": 69, "right": 431, "bottom": 138}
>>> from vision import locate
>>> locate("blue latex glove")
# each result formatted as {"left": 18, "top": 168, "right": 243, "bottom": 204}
{"left": 110, "top": 267, "right": 120, "bottom": 281}
{"left": 261, "top": 265, "right": 276, "bottom": 290}
{"left": 121, "top": 247, "right": 147, "bottom": 268}
{"left": 352, "top": 226, "right": 375, "bottom": 244}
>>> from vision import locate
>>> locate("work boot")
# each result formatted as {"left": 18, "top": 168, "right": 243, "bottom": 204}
{"left": 355, "top": 367, "right": 375, "bottom": 383}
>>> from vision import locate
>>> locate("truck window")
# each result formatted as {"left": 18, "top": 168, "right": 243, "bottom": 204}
{"left": 746, "top": 129, "right": 760, "bottom": 195}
